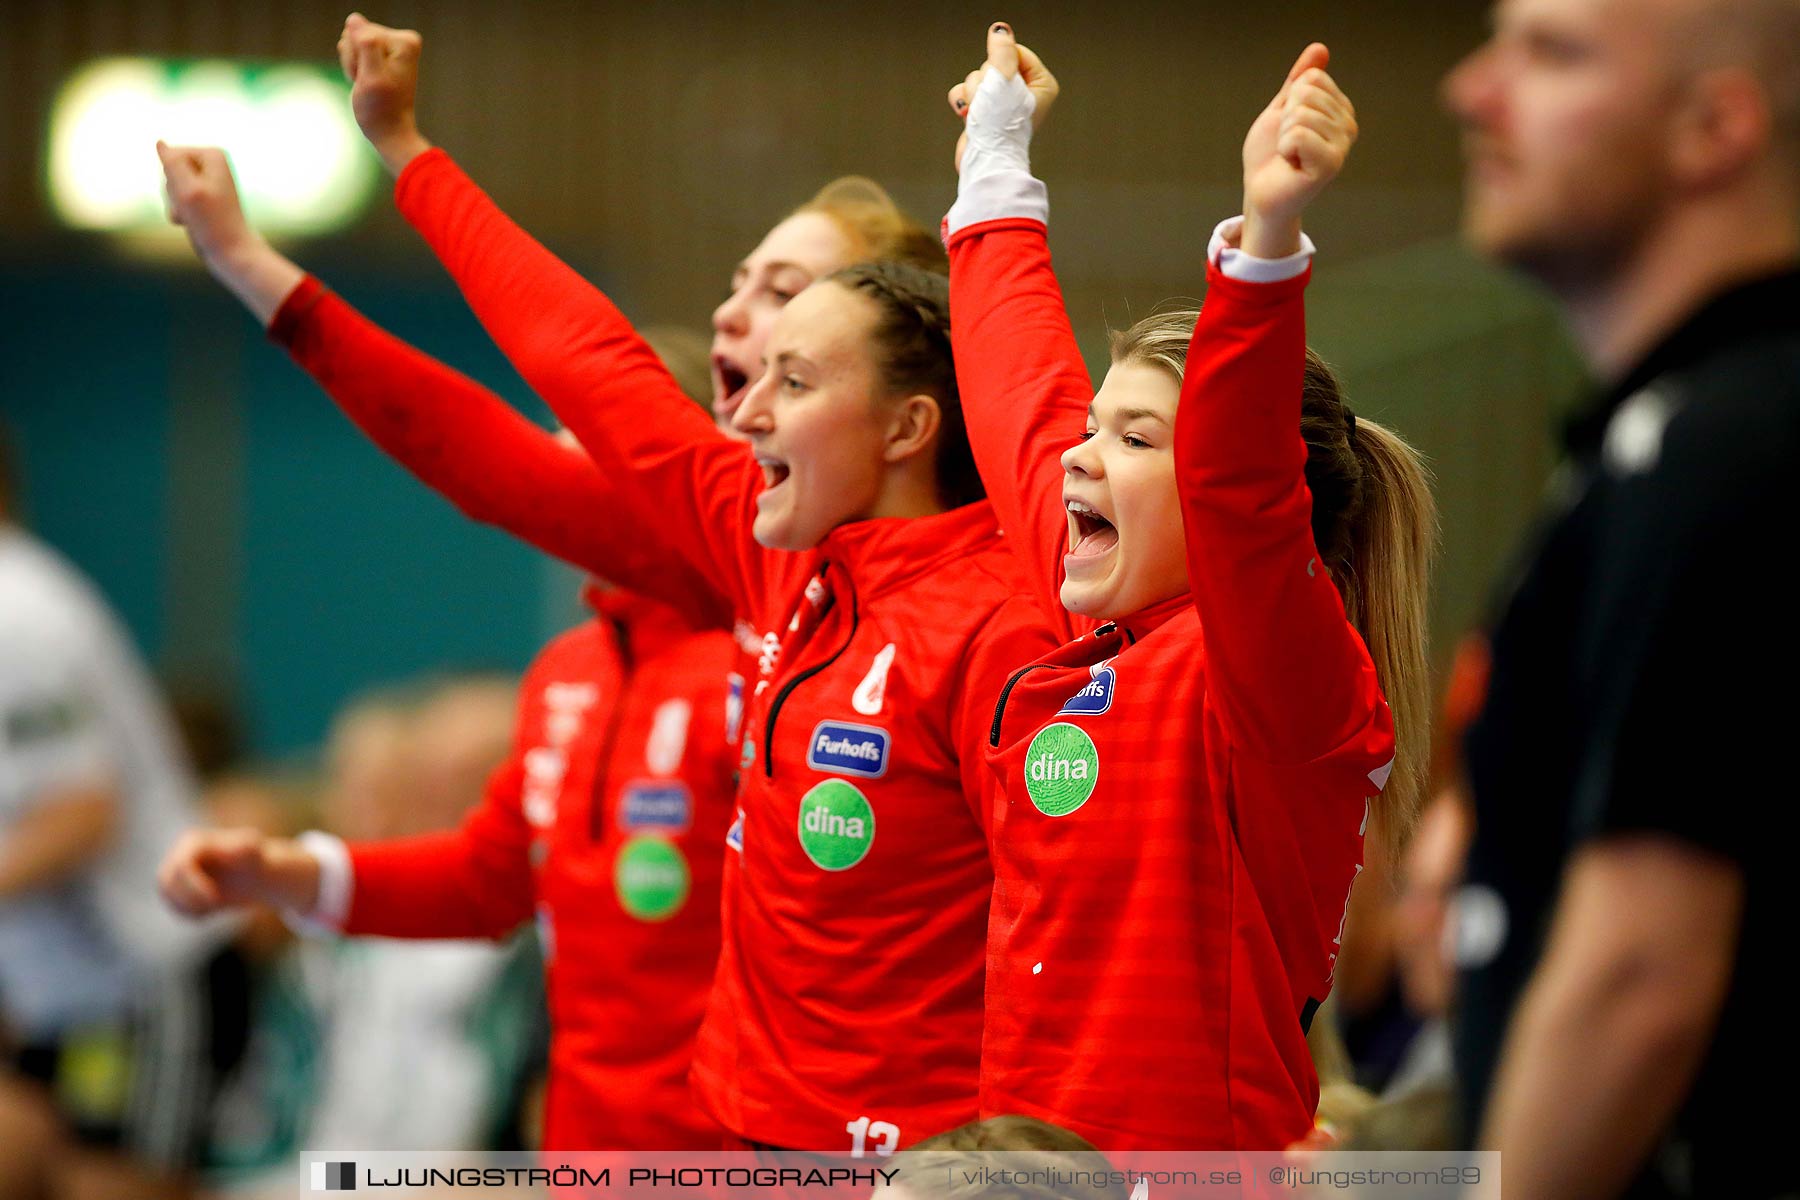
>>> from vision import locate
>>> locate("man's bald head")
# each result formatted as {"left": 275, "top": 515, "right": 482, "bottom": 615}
{"left": 1446, "top": 0, "right": 1800, "bottom": 293}
{"left": 1669, "top": 0, "right": 1800, "bottom": 166}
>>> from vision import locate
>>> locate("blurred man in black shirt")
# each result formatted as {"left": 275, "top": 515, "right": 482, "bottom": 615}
{"left": 1445, "top": 1, "right": 1800, "bottom": 1196}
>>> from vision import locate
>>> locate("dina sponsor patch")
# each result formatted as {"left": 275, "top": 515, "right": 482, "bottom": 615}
{"left": 613, "top": 836, "right": 689, "bottom": 921}
{"left": 1024, "top": 722, "right": 1100, "bottom": 817}
{"left": 796, "top": 779, "right": 875, "bottom": 871}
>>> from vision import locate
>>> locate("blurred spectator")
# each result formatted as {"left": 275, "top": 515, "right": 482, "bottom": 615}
{"left": 1325, "top": 837, "right": 1413, "bottom": 1095}
{"left": 167, "top": 692, "right": 247, "bottom": 786}
{"left": 1310, "top": 795, "right": 1466, "bottom": 1155}
{"left": 1385, "top": 792, "right": 1469, "bottom": 1102}
{"left": 303, "top": 677, "right": 541, "bottom": 1155}
{"left": 639, "top": 325, "right": 717, "bottom": 423}
{"left": 1302, "top": 1002, "right": 1377, "bottom": 1149}
{"left": 1290, "top": 633, "right": 1488, "bottom": 1157}
{"left": 197, "top": 772, "right": 317, "bottom": 1195}
{"left": 199, "top": 678, "right": 541, "bottom": 1199}
{"left": 1327, "top": 631, "right": 1492, "bottom": 1106}
{"left": 317, "top": 690, "right": 424, "bottom": 844}
{"left": 1447, "top": 0, "right": 1800, "bottom": 1195}
{"left": 2, "top": 424, "right": 243, "bottom": 1199}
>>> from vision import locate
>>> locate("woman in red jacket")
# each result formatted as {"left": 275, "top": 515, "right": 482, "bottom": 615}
{"left": 152, "top": 166, "right": 749, "bottom": 1147}
{"left": 944, "top": 28, "right": 1436, "bottom": 1150}
{"left": 162, "top": 581, "right": 738, "bottom": 1152}
{"left": 151, "top": 25, "right": 948, "bottom": 1156}
{"left": 158, "top": 16, "right": 1058, "bottom": 1155}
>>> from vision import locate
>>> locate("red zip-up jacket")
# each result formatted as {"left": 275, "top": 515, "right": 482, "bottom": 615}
{"left": 949, "top": 217, "right": 1394, "bottom": 1150}
{"left": 266, "top": 282, "right": 743, "bottom": 1149}
{"left": 389, "top": 149, "right": 1059, "bottom": 1151}
{"left": 330, "top": 585, "right": 737, "bottom": 1150}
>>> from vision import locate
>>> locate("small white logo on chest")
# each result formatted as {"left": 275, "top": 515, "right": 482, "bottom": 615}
{"left": 852, "top": 643, "right": 898, "bottom": 716}
{"left": 644, "top": 699, "right": 692, "bottom": 776}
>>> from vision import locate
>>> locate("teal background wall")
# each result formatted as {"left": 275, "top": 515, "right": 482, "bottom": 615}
{"left": 0, "top": 254, "right": 585, "bottom": 755}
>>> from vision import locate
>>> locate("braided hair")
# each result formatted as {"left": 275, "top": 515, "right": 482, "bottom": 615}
{"left": 825, "top": 261, "right": 985, "bottom": 509}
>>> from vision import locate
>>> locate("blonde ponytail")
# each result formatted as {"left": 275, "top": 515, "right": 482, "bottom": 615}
{"left": 1339, "top": 417, "right": 1437, "bottom": 863}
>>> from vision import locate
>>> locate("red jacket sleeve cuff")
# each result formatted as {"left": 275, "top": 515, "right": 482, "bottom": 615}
{"left": 393, "top": 145, "right": 456, "bottom": 217}
{"left": 1202, "top": 259, "right": 1312, "bottom": 306}
{"left": 945, "top": 215, "right": 1049, "bottom": 252}
{"left": 266, "top": 274, "right": 328, "bottom": 347}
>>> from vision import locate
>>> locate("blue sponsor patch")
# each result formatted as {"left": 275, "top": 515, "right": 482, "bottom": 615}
{"left": 725, "top": 673, "right": 746, "bottom": 743}
{"left": 618, "top": 780, "right": 693, "bottom": 832}
{"left": 805, "top": 720, "right": 890, "bottom": 779}
{"left": 1058, "top": 663, "right": 1117, "bottom": 716}
{"left": 725, "top": 808, "right": 745, "bottom": 853}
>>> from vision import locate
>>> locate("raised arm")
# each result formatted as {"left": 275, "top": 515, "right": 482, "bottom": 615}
{"left": 1178, "top": 47, "right": 1392, "bottom": 767}
{"left": 334, "top": 755, "right": 537, "bottom": 939}
{"left": 157, "top": 142, "right": 732, "bottom": 628}
{"left": 158, "top": 755, "right": 536, "bottom": 942}
{"left": 944, "top": 26, "right": 1089, "bottom": 638}
{"left": 339, "top": 16, "right": 768, "bottom": 617}
{"left": 269, "top": 278, "right": 733, "bottom": 630}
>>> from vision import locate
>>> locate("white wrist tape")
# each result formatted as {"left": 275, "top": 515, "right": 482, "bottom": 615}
{"left": 964, "top": 67, "right": 1036, "bottom": 175}
{"left": 946, "top": 67, "right": 1048, "bottom": 235}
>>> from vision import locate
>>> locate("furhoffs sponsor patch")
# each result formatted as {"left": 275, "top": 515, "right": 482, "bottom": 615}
{"left": 1058, "top": 660, "right": 1117, "bottom": 716}
{"left": 617, "top": 780, "right": 693, "bottom": 832}
{"left": 805, "top": 721, "right": 890, "bottom": 779}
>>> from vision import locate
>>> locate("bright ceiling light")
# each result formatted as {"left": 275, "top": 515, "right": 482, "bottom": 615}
{"left": 47, "top": 58, "right": 380, "bottom": 238}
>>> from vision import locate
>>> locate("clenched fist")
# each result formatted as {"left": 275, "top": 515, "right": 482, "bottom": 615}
{"left": 156, "top": 141, "right": 303, "bottom": 326}
{"left": 158, "top": 828, "right": 323, "bottom": 918}
{"left": 337, "top": 12, "right": 433, "bottom": 175}
{"left": 947, "top": 22, "right": 1059, "bottom": 174}
{"left": 1241, "top": 44, "right": 1358, "bottom": 258}
{"left": 156, "top": 142, "right": 255, "bottom": 266}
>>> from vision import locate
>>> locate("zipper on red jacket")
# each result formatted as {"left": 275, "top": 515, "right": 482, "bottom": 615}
{"left": 1093, "top": 621, "right": 1138, "bottom": 646}
{"left": 762, "top": 566, "right": 860, "bottom": 779}
{"left": 988, "top": 663, "right": 1055, "bottom": 747}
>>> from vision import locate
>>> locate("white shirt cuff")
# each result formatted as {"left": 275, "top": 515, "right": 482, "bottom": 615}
{"left": 1207, "top": 215, "right": 1316, "bottom": 283}
{"left": 946, "top": 169, "right": 1048, "bottom": 237}
{"left": 283, "top": 830, "right": 353, "bottom": 936}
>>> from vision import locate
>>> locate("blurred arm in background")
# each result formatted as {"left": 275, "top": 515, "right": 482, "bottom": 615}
{"left": 0, "top": 787, "right": 117, "bottom": 901}
{"left": 1480, "top": 837, "right": 1741, "bottom": 1199}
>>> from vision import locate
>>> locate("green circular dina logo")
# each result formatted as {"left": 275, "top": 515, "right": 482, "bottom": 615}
{"left": 1024, "top": 722, "right": 1100, "bottom": 816}
{"left": 614, "top": 835, "right": 690, "bottom": 921}
{"left": 796, "top": 779, "right": 876, "bottom": 871}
